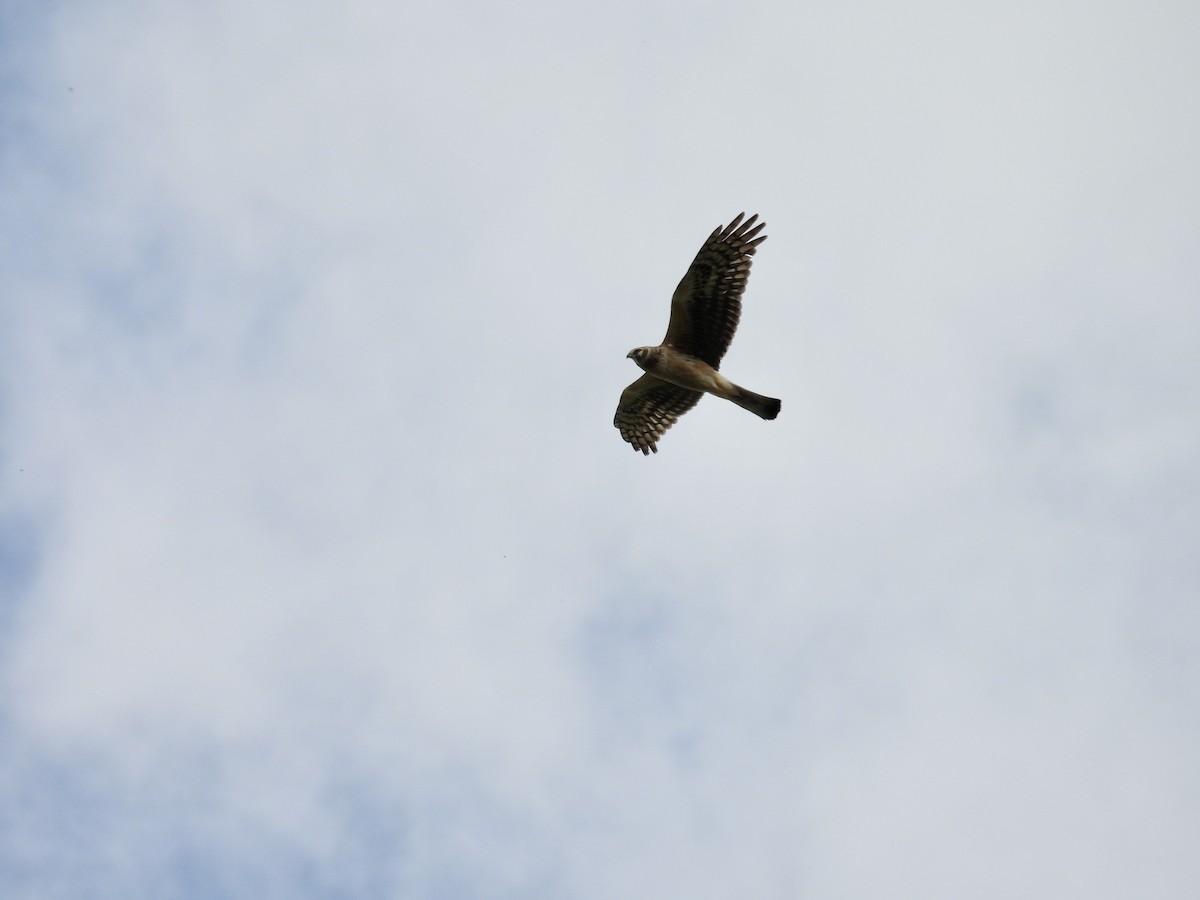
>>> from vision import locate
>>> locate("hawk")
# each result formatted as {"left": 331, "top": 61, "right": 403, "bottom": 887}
{"left": 614, "top": 212, "right": 781, "bottom": 454}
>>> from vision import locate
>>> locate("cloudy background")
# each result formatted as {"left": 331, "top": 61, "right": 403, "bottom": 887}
{"left": 1, "top": 0, "right": 1198, "bottom": 896}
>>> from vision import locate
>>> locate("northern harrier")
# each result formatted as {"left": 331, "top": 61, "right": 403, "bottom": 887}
{"left": 614, "top": 213, "right": 780, "bottom": 454}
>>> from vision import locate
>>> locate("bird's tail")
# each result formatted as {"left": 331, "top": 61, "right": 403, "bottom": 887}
{"left": 730, "top": 385, "right": 781, "bottom": 420}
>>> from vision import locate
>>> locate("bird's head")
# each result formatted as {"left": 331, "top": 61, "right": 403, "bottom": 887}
{"left": 627, "top": 346, "right": 656, "bottom": 369}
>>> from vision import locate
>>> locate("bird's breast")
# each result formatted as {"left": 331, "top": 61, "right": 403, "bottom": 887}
{"left": 649, "top": 349, "right": 726, "bottom": 395}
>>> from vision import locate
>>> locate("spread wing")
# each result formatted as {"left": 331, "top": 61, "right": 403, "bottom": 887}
{"left": 662, "top": 212, "right": 767, "bottom": 368}
{"left": 613, "top": 374, "right": 703, "bottom": 454}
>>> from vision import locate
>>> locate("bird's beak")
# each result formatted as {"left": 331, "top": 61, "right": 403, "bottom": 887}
{"left": 626, "top": 350, "right": 635, "bottom": 359}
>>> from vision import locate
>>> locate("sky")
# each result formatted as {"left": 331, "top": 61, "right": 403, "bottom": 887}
{"left": 1, "top": 0, "right": 1198, "bottom": 897}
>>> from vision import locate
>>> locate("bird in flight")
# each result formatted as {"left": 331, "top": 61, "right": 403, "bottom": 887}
{"left": 614, "top": 213, "right": 781, "bottom": 454}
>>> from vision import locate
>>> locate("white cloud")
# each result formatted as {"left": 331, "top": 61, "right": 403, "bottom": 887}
{"left": 1, "top": 0, "right": 1198, "bottom": 897}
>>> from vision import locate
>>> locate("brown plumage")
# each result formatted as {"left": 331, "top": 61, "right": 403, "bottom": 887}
{"left": 614, "top": 213, "right": 780, "bottom": 454}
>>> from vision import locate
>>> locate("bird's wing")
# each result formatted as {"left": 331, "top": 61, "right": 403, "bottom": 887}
{"left": 613, "top": 374, "right": 703, "bottom": 454}
{"left": 662, "top": 212, "right": 767, "bottom": 368}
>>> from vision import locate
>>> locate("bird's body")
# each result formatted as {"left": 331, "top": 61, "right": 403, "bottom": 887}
{"left": 614, "top": 213, "right": 780, "bottom": 454}
{"left": 625, "top": 346, "right": 780, "bottom": 419}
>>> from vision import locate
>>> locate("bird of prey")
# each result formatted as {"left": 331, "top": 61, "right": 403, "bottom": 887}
{"left": 614, "top": 213, "right": 780, "bottom": 454}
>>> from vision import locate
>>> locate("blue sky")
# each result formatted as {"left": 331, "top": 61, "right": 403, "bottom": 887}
{"left": 1, "top": 0, "right": 1198, "bottom": 897}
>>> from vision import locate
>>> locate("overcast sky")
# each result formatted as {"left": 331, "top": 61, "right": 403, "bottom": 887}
{"left": 1, "top": 0, "right": 1198, "bottom": 897}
